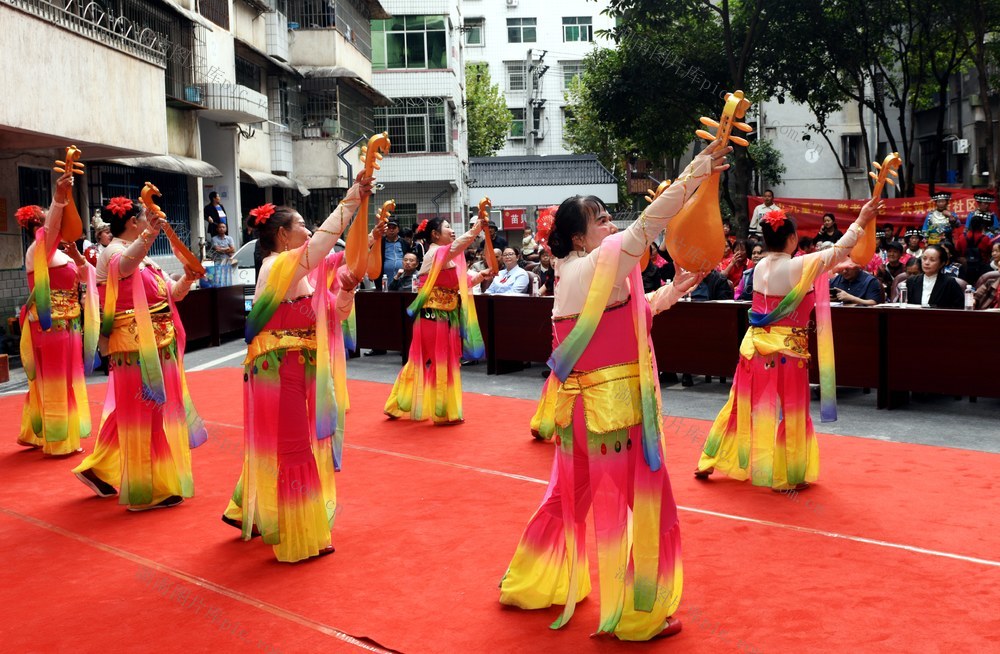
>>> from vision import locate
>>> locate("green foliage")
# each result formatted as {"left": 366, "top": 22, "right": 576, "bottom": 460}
{"left": 747, "top": 140, "right": 786, "bottom": 191}
{"left": 465, "top": 63, "right": 512, "bottom": 158}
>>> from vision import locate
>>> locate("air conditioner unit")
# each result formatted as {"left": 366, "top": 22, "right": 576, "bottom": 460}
{"left": 953, "top": 138, "right": 970, "bottom": 154}
{"left": 506, "top": 0, "right": 518, "bottom": 7}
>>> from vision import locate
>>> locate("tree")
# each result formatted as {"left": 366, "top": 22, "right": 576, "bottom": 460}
{"left": 966, "top": 0, "right": 1000, "bottom": 193}
{"left": 465, "top": 63, "right": 511, "bottom": 158}
{"left": 747, "top": 139, "right": 786, "bottom": 193}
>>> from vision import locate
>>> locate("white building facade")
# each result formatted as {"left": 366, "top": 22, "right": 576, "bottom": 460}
{"left": 461, "top": 0, "right": 613, "bottom": 157}
{"left": 370, "top": 0, "right": 469, "bottom": 228}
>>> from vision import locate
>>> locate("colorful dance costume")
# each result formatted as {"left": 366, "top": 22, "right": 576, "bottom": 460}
{"left": 501, "top": 156, "right": 712, "bottom": 640}
{"left": 73, "top": 242, "right": 207, "bottom": 508}
{"left": 696, "top": 221, "right": 865, "bottom": 489}
{"left": 384, "top": 226, "right": 485, "bottom": 424}
{"left": 224, "top": 208, "right": 356, "bottom": 563}
{"left": 18, "top": 202, "right": 99, "bottom": 455}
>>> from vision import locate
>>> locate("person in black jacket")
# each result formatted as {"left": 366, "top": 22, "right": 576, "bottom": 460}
{"left": 203, "top": 192, "right": 228, "bottom": 238}
{"left": 371, "top": 219, "right": 412, "bottom": 289}
{"left": 904, "top": 244, "right": 964, "bottom": 309}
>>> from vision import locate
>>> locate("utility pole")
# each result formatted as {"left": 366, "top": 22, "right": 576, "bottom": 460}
{"left": 525, "top": 48, "right": 533, "bottom": 156}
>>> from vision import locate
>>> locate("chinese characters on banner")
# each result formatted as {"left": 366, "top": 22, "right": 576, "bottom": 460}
{"left": 501, "top": 208, "right": 527, "bottom": 230}
{"left": 748, "top": 186, "right": 983, "bottom": 237}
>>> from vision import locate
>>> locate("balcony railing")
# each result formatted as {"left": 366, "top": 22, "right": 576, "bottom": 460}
{"left": 2, "top": 0, "right": 168, "bottom": 66}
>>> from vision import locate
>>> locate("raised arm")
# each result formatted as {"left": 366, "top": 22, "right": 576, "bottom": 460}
{"left": 43, "top": 172, "right": 75, "bottom": 257}
{"left": 449, "top": 217, "right": 488, "bottom": 257}
{"left": 302, "top": 174, "right": 373, "bottom": 276}
{"left": 116, "top": 208, "right": 162, "bottom": 278}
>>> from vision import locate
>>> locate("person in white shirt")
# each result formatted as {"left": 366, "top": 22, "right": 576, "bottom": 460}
{"left": 485, "top": 247, "right": 529, "bottom": 294}
{"left": 749, "top": 189, "right": 777, "bottom": 237}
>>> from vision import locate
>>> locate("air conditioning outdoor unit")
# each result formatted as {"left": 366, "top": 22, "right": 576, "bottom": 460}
{"left": 953, "top": 138, "right": 970, "bottom": 154}
{"left": 506, "top": 0, "right": 518, "bottom": 7}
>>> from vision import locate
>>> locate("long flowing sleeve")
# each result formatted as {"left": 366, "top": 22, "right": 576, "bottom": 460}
{"left": 302, "top": 193, "right": 363, "bottom": 276}
{"left": 645, "top": 281, "right": 684, "bottom": 315}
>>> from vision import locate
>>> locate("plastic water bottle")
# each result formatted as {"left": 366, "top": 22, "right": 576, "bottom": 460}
{"left": 898, "top": 284, "right": 907, "bottom": 306}
{"left": 381, "top": 276, "right": 388, "bottom": 292}
{"left": 964, "top": 285, "right": 975, "bottom": 310}
{"left": 531, "top": 275, "right": 539, "bottom": 297}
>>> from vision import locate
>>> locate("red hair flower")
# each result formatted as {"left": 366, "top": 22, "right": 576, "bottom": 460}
{"left": 249, "top": 203, "right": 276, "bottom": 226}
{"left": 15, "top": 205, "right": 45, "bottom": 230}
{"left": 535, "top": 211, "right": 555, "bottom": 253}
{"left": 416, "top": 219, "right": 428, "bottom": 235}
{"left": 106, "top": 197, "right": 134, "bottom": 218}
{"left": 761, "top": 208, "right": 788, "bottom": 230}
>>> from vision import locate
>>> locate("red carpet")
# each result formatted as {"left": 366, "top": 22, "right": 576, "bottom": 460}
{"left": 1, "top": 369, "right": 998, "bottom": 653}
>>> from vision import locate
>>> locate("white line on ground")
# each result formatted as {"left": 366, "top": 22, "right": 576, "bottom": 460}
{"left": 345, "top": 443, "right": 1000, "bottom": 569}
{"left": 0, "top": 507, "right": 395, "bottom": 653}
{"left": 186, "top": 349, "right": 248, "bottom": 373}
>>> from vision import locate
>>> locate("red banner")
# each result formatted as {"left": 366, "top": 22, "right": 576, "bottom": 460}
{"left": 502, "top": 208, "right": 527, "bottom": 230}
{"left": 748, "top": 190, "right": 984, "bottom": 237}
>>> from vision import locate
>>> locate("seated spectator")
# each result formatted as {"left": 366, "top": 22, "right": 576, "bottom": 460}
{"left": 905, "top": 257, "right": 921, "bottom": 278}
{"left": 536, "top": 250, "right": 555, "bottom": 296}
{"left": 689, "top": 269, "right": 733, "bottom": 301}
{"left": 521, "top": 226, "right": 540, "bottom": 262}
{"left": 485, "top": 247, "right": 529, "bottom": 295}
{"left": 795, "top": 235, "right": 815, "bottom": 257}
{"left": 388, "top": 252, "right": 420, "bottom": 292}
{"left": 642, "top": 245, "right": 667, "bottom": 292}
{"left": 831, "top": 262, "right": 883, "bottom": 305}
{"left": 904, "top": 244, "right": 964, "bottom": 308}
{"left": 470, "top": 248, "right": 496, "bottom": 273}
{"left": 813, "top": 213, "right": 844, "bottom": 245}
{"left": 905, "top": 229, "right": 924, "bottom": 259}
{"left": 877, "top": 241, "right": 907, "bottom": 289}
{"left": 956, "top": 215, "right": 993, "bottom": 283}
{"left": 991, "top": 241, "right": 1000, "bottom": 271}
{"left": 717, "top": 239, "right": 747, "bottom": 286}
{"left": 210, "top": 222, "right": 236, "bottom": 264}
{"left": 735, "top": 243, "right": 764, "bottom": 300}
{"left": 941, "top": 240, "right": 964, "bottom": 278}
{"left": 480, "top": 222, "right": 508, "bottom": 253}
{"left": 974, "top": 271, "right": 1000, "bottom": 309}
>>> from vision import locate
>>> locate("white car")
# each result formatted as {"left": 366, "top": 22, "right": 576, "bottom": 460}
{"left": 232, "top": 237, "right": 345, "bottom": 312}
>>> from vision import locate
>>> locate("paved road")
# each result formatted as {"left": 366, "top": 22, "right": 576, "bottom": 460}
{"left": 3, "top": 338, "right": 997, "bottom": 453}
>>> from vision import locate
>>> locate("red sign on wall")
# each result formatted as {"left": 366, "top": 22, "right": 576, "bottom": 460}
{"left": 502, "top": 208, "right": 527, "bottom": 230}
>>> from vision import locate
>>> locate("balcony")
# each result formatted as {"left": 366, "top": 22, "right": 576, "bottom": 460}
{"left": 198, "top": 83, "right": 269, "bottom": 123}
{"left": 374, "top": 70, "right": 462, "bottom": 107}
{"left": 377, "top": 153, "right": 463, "bottom": 186}
{"left": 265, "top": 10, "right": 289, "bottom": 62}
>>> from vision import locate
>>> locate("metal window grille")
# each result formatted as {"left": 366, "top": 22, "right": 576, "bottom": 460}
{"left": 464, "top": 17, "right": 483, "bottom": 46}
{"left": 338, "top": 84, "right": 374, "bottom": 143}
{"left": 506, "top": 17, "right": 536, "bottom": 43}
{"left": 562, "top": 16, "right": 593, "bottom": 42}
{"left": 87, "top": 165, "right": 192, "bottom": 257}
{"left": 17, "top": 167, "right": 53, "bottom": 253}
{"left": 561, "top": 61, "right": 583, "bottom": 89}
{"left": 1, "top": 0, "right": 170, "bottom": 65}
{"left": 199, "top": 0, "right": 228, "bottom": 28}
{"left": 374, "top": 98, "right": 448, "bottom": 154}
{"left": 334, "top": 0, "right": 372, "bottom": 59}
{"left": 508, "top": 108, "right": 541, "bottom": 140}
{"left": 372, "top": 15, "right": 448, "bottom": 70}
{"left": 296, "top": 188, "right": 346, "bottom": 229}
{"left": 235, "top": 56, "right": 263, "bottom": 92}
{"left": 287, "top": 0, "right": 334, "bottom": 28}
{"left": 505, "top": 61, "right": 526, "bottom": 92}
{"left": 302, "top": 89, "right": 339, "bottom": 138}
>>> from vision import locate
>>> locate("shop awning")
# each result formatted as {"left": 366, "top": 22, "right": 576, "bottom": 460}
{"left": 241, "top": 168, "right": 310, "bottom": 196}
{"left": 104, "top": 154, "right": 222, "bottom": 178}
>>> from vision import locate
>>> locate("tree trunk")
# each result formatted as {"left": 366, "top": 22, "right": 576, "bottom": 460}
{"left": 730, "top": 148, "right": 753, "bottom": 238}
{"left": 928, "top": 80, "right": 951, "bottom": 193}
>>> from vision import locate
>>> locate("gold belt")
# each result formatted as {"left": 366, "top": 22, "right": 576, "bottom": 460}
{"left": 741, "top": 325, "right": 810, "bottom": 360}
{"left": 27, "top": 288, "right": 81, "bottom": 324}
{"left": 108, "top": 311, "right": 175, "bottom": 354}
{"left": 425, "top": 286, "right": 458, "bottom": 312}
{"left": 555, "top": 360, "right": 644, "bottom": 433}
{"left": 245, "top": 327, "right": 317, "bottom": 364}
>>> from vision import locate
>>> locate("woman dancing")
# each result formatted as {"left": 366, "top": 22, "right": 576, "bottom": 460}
{"left": 383, "top": 215, "right": 493, "bottom": 425}
{"left": 694, "top": 199, "right": 881, "bottom": 490}
{"left": 500, "top": 140, "right": 731, "bottom": 640}
{"left": 73, "top": 197, "right": 207, "bottom": 510}
{"left": 17, "top": 171, "right": 99, "bottom": 455}
{"left": 223, "top": 173, "right": 372, "bottom": 562}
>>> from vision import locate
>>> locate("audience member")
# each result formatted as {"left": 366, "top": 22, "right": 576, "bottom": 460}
{"left": 991, "top": 241, "right": 1000, "bottom": 271}
{"left": 735, "top": 243, "right": 764, "bottom": 300}
{"left": 973, "top": 270, "right": 1000, "bottom": 309}
{"left": 521, "top": 226, "right": 540, "bottom": 262}
{"left": 813, "top": 213, "right": 844, "bottom": 245}
{"left": 388, "top": 252, "right": 419, "bottom": 292}
{"left": 203, "top": 191, "right": 227, "bottom": 237}
{"left": 877, "top": 242, "right": 907, "bottom": 289}
{"left": 373, "top": 219, "right": 411, "bottom": 290}
{"left": 209, "top": 222, "right": 236, "bottom": 265}
{"left": 717, "top": 239, "right": 747, "bottom": 286}
{"left": 689, "top": 269, "right": 733, "bottom": 301}
{"left": 749, "top": 189, "right": 776, "bottom": 238}
{"left": 485, "top": 247, "right": 529, "bottom": 295}
{"left": 796, "top": 235, "right": 815, "bottom": 257}
{"left": 831, "top": 262, "right": 883, "bottom": 305}
{"left": 904, "top": 244, "right": 964, "bottom": 308}
{"left": 905, "top": 229, "right": 924, "bottom": 258}
{"left": 955, "top": 211, "right": 993, "bottom": 283}
{"left": 536, "top": 250, "right": 555, "bottom": 296}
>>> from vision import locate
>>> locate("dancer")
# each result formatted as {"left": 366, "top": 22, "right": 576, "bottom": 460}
{"left": 73, "top": 197, "right": 207, "bottom": 510}
{"left": 500, "top": 140, "right": 731, "bottom": 640}
{"left": 383, "top": 215, "right": 493, "bottom": 425}
{"left": 223, "top": 173, "right": 372, "bottom": 562}
{"left": 695, "top": 199, "right": 882, "bottom": 490}
{"left": 17, "top": 171, "right": 99, "bottom": 455}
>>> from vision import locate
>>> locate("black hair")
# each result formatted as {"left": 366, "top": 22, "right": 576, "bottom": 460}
{"left": 906, "top": 257, "right": 921, "bottom": 270}
{"left": 255, "top": 205, "right": 298, "bottom": 254}
{"left": 502, "top": 245, "right": 520, "bottom": 256}
{"left": 763, "top": 189, "right": 774, "bottom": 196}
{"left": 822, "top": 213, "right": 836, "bottom": 222}
{"left": 548, "top": 195, "right": 608, "bottom": 259}
{"left": 106, "top": 200, "right": 142, "bottom": 238}
{"left": 886, "top": 241, "right": 904, "bottom": 253}
{"left": 415, "top": 217, "right": 447, "bottom": 241}
{"left": 399, "top": 227, "right": 413, "bottom": 238}
{"left": 762, "top": 212, "right": 798, "bottom": 252}
{"left": 209, "top": 192, "right": 220, "bottom": 201}
{"left": 924, "top": 243, "right": 949, "bottom": 265}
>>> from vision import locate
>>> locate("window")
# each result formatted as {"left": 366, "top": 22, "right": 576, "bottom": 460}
{"left": 465, "top": 17, "right": 484, "bottom": 46}
{"left": 372, "top": 15, "right": 448, "bottom": 70}
{"left": 561, "top": 61, "right": 584, "bottom": 89}
{"left": 235, "top": 56, "right": 262, "bottom": 91}
{"left": 562, "top": 16, "right": 593, "bottom": 42}
{"left": 389, "top": 203, "right": 418, "bottom": 227}
{"left": 505, "top": 61, "right": 527, "bottom": 92}
{"left": 562, "top": 108, "right": 576, "bottom": 146}
{"left": 374, "top": 98, "right": 449, "bottom": 153}
{"left": 842, "top": 134, "right": 863, "bottom": 169}
{"left": 507, "top": 17, "right": 536, "bottom": 43}
{"left": 509, "top": 107, "right": 542, "bottom": 139}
